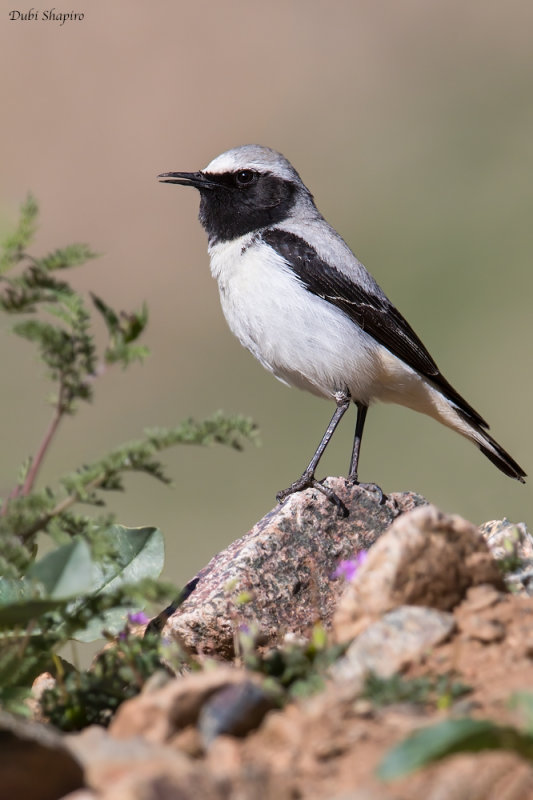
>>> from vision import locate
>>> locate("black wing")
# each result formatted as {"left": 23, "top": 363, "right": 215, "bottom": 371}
{"left": 262, "top": 228, "right": 488, "bottom": 429}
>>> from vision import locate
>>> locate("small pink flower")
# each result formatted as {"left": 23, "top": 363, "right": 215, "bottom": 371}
{"left": 127, "top": 611, "right": 150, "bottom": 625}
{"left": 331, "top": 550, "right": 368, "bottom": 582}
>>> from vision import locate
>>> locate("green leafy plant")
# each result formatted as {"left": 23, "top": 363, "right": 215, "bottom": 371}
{"left": 237, "top": 621, "right": 347, "bottom": 699}
{"left": 41, "top": 620, "right": 171, "bottom": 730}
{"left": 377, "top": 692, "right": 533, "bottom": 781}
{"left": 377, "top": 717, "right": 533, "bottom": 781}
{"left": 0, "top": 196, "right": 256, "bottom": 717}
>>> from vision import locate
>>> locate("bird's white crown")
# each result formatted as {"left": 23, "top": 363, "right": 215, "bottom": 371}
{"left": 203, "top": 144, "right": 301, "bottom": 184}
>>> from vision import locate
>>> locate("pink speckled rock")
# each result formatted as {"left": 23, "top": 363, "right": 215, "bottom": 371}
{"left": 162, "top": 478, "right": 426, "bottom": 658}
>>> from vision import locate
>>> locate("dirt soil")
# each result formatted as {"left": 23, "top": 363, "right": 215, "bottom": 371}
{"left": 201, "top": 590, "right": 533, "bottom": 799}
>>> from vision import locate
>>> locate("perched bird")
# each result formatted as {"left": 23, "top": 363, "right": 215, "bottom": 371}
{"left": 159, "top": 145, "right": 526, "bottom": 512}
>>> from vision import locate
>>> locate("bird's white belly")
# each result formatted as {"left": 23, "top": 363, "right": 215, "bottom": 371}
{"left": 208, "top": 236, "right": 384, "bottom": 403}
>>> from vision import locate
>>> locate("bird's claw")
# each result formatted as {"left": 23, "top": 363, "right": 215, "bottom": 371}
{"left": 345, "top": 478, "right": 386, "bottom": 505}
{"left": 277, "top": 475, "right": 349, "bottom": 517}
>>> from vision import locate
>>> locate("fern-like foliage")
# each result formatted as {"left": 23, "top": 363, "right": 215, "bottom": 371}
{"left": 0, "top": 196, "right": 257, "bottom": 719}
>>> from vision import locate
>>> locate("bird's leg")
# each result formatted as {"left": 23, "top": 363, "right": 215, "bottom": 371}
{"left": 276, "top": 389, "right": 351, "bottom": 516}
{"left": 347, "top": 402, "right": 385, "bottom": 504}
{"left": 347, "top": 402, "right": 367, "bottom": 483}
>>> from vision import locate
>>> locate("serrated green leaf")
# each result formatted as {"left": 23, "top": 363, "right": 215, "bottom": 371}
{"left": 0, "top": 195, "right": 39, "bottom": 274}
{"left": 12, "top": 318, "right": 61, "bottom": 344}
{"left": 27, "top": 538, "right": 93, "bottom": 598}
{"left": 38, "top": 244, "right": 97, "bottom": 271}
{"left": 91, "top": 292, "right": 120, "bottom": 332}
{"left": 377, "top": 718, "right": 533, "bottom": 781}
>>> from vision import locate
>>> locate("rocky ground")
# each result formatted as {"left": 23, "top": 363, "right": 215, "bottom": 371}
{"left": 5, "top": 479, "right": 533, "bottom": 800}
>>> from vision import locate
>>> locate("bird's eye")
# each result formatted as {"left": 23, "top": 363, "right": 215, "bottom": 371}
{"left": 235, "top": 169, "right": 257, "bottom": 187}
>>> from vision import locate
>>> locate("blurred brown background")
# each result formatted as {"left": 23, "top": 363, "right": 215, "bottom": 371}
{"left": 1, "top": 0, "right": 531, "bottom": 587}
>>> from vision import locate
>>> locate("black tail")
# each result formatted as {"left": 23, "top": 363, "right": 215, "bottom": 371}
{"left": 474, "top": 426, "right": 526, "bottom": 483}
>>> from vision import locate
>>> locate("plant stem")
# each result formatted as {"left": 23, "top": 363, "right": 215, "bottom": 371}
{"left": 18, "top": 475, "right": 103, "bottom": 544}
{"left": 21, "top": 403, "right": 64, "bottom": 496}
{"left": 1, "top": 383, "right": 67, "bottom": 517}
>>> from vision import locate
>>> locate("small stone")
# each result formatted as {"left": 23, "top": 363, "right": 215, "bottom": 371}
{"left": 460, "top": 584, "right": 502, "bottom": 612}
{"left": 109, "top": 667, "right": 260, "bottom": 743}
{"left": 31, "top": 671, "right": 56, "bottom": 700}
{"left": 170, "top": 725, "right": 204, "bottom": 758}
{"left": 458, "top": 614, "right": 506, "bottom": 643}
{"left": 480, "top": 520, "right": 533, "bottom": 597}
{"left": 29, "top": 671, "right": 57, "bottom": 722}
{"left": 198, "top": 681, "right": 277, "bottom": 746}
{"left": 480, "top": 520, "right": 533, "bottom": 561}
{"left": 64, "top": 724, "right": 194, "bottom": 794}
{"left": 0, "top": 709, "right": 84, "bottom": 800}
{"left": 331, "top": 606, "right": 455, "bottom": 684}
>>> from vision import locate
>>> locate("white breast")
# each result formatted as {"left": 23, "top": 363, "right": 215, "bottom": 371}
{"left": 207, "top": 235, "right": 483, "bottom": 449}
{"left": 208, "top": 235, "right": 384, "bottom": 403}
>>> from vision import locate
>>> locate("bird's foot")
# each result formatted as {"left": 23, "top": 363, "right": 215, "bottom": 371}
{"left": 345, "top": 478, "right": 386, "bottom": 505}
{"left": 277, "top": 474, "right": 348, "bottom": 518}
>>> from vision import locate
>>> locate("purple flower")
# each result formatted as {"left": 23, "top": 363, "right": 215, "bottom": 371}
{"left": 127, "top": 610, "right": 150, "bottom": 626}
{"left": 331, "top": 550, "right": 368, "bottom": 582}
